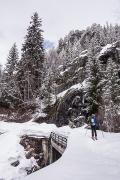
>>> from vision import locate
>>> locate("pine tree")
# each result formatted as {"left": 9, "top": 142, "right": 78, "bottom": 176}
{"left": 17, "top": 12, "right": 44, "bottom": 101}
{"left": 0, "top": 44, "right": 22, "bottom": 107}
{"left": 57, "top": 38, "right": 64, "bottom": 54}
{"left": 0, "top": 64, "right": 2, "bottom": 80}
{"left": 0, "top": 64, "right": 2, "bottom": 98}
{"left": 102, "top": 57, "right": 120, "bottom": 132}
{"left": 104, "top": 58, "right": 120, "bottom": 103}
{"left": 85, "top": 40, "right": 102, "bottom": 115}
{"left": 41, "top": 56, "right": 58, "bottom": 107}
{"left": 3, "top": 43, "right": 18, "bottom": 81}
{"left": 42, "top": 70, "right": 53, "bottom": 107}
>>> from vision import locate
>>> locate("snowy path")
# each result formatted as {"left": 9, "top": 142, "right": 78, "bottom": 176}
{"left": 23, "top": 127, "right": 120, "bottom": 180}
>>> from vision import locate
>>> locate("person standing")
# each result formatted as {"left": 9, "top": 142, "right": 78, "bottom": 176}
{"left": 90, "top": 114, "right": 97, "bottom": 140}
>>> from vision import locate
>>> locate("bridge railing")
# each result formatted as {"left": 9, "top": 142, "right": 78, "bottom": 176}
{"left": 50, "top": 132, "right": 68, "bottom": 149}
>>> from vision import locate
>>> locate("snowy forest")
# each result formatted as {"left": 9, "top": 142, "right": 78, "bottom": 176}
{"left": 0, "top": 12, "right": 120, "bottom": 132}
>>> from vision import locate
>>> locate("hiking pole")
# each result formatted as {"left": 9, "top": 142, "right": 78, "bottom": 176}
{"left": 85, "top": 126, "right": 89, "bottom": 136}
{"left": 99, "top": 122, "right": 104, "bottom": 138}
{"left": 101, "top": 129, "right": 104, "bottom": 138}
{"left": 85, "top": 128, "right": 88, "bottom": 136}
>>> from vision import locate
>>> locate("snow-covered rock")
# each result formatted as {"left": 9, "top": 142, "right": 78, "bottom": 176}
{"left": 98, "top": 41, "right": 120, "bottom": 63}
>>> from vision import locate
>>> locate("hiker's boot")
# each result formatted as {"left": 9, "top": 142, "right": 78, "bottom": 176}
{"left": 95, "top": 136, "right": 97, "bottom": 140}
{"left": 92, "top": 136, "right": 94, "bottom": 140}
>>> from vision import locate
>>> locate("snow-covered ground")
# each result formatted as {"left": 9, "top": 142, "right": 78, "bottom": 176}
{"left": 0, "top": 121, "right": 57, "bottom": 180}
{"left": 0, "top": 121, "right": 120, "bottom": 180}
{"left": 23, "top": 126, "right": 120, "bottom": 180}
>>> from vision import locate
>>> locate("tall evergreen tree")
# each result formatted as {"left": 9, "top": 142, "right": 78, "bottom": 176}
{"left": 0, "top": 64, "right": 2, "bottom": 79}
{"left": 42, "top": 70, "right": 53, "bottom": 107}
{"left": 85, "top": 40, "right": 102, "bottom": 115}
{"left": 102, "top": 57, "right": 120, "bottom": 131}
{"left": 0, "top": 44, "right": 21, "bottom": 107}
{"left": 17, "top": 12, "right": 44, "bottom": 101}
{"left": 0, "top": 64, "right": 2, "bottom": 98}
{"left": 3, "top": 43, "right": 18, "bottom": 81}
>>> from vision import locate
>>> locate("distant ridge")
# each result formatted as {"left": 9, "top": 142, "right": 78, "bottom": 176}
{"left": 44, "top": 40, "right": 54, "bottom": 50}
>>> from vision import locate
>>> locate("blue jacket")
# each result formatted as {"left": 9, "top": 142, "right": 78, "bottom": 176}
{"left": 91, "top": 117, "right": 96, "bottom": 126}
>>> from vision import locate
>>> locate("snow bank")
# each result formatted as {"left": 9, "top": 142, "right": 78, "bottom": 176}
{"left": 0, "top": 121, "right": 57, "bottom": 137}
{"left": 23, "top": 127, "right": 120, "bottom": 180}
{"left": 0, "top": 122, "right": 57, "bottom": 180}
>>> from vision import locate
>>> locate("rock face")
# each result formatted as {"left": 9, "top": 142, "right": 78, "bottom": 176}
{"left": 98, "top": 41, "right": 120, "bottom": 64}
{"left": 55, "top": 89, "right": 85, "bottom": 127}
{"left": 55, "top": 50, "right": 88, "bottom": 94}
{"left": 42, "top": 88, "right": 86, "bottom": 127}
{"left": 44, "top": 41, "right": 120, "bottom": 131}
{"left": 40, "top": 50, "right": 89, "bottom": 127}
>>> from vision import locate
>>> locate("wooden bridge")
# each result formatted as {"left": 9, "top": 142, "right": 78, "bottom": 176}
{"left": 19, "top": 132, "right": 68, "bottom": 167}
{"left": 49, "top": 132, "right": 68, "bottom": 163}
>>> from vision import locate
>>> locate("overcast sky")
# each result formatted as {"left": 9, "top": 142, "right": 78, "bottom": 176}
{"left": 0, "top": 0, "right": 120, "bottom": 65}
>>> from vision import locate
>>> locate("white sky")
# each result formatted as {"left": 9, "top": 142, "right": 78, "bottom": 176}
{"left": 0, "top": 0, "right": 120, "bottom": 65}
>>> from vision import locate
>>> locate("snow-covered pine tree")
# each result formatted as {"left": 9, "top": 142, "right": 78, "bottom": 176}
{"left": 57, "top": 38, "right": 64, "bottom": 54}
{"left": 42, "top": 70, "right": 53, "bottom": 107}
{"left": 104, "top": 58, "right": 120, "bottom": 104}
{"left": 72, "top": 39, "right": 83, "bottom": 58}
{"left": 114, "top": 24, "right": 120, "bottom": 41}
{"left": 85, "top": 39, "right": 102, "bottom": 115}
{"left": 0, "top": 64, "right": 2, "bottom": 98}
{"left": 41, "top": 55, "right": 58, "bottom": 107}
{"left": 0, "top": 44, "right": 22, "bottom": 107}
{"left": 3, "top": 43, "right": 18, "bottom": 82}
{"left": 17, "top": 12, "right": 44, "bottom": 101}
{"left": 45, "top": 48, "right": 60, "bottom": 94}
{"left": 102, "top": 57, "right": 120, "bottom": 131}
{"left": 103, "top": 23, "right": 120, "bottom": 44}
{"left": 46, "top": 47, "right": 61, "bottom": 71}
{"left": 0, "top": 64, "right": 2, "bottom": 76}
{"left": 57, "top": 39, "right": 71, "bottom": 68}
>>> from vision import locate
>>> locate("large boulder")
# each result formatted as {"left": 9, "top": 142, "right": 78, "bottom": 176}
{"left": 54, "top": 89, "right": 85, "bottom": 127}
{"left": 98, "top": 41, "right": 120, "bottom": 64}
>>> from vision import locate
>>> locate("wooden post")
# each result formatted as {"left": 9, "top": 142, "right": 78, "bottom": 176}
{"left": 49, "top": 143, "right": 53, "bottom": 164}
{"left": 42, "top": 139, "right": 49, "bottom": 166}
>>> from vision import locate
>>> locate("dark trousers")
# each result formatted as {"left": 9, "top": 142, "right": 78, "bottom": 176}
{"left": 91, "top": 125, "right": 97, "bottom": 137}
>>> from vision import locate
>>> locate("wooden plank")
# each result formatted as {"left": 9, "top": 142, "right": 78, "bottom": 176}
{"left": 50, "top": 132, "right": 68, "bottom": 154}
{"left": 51, "top": 140, "right": 65, "bottom": 154}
